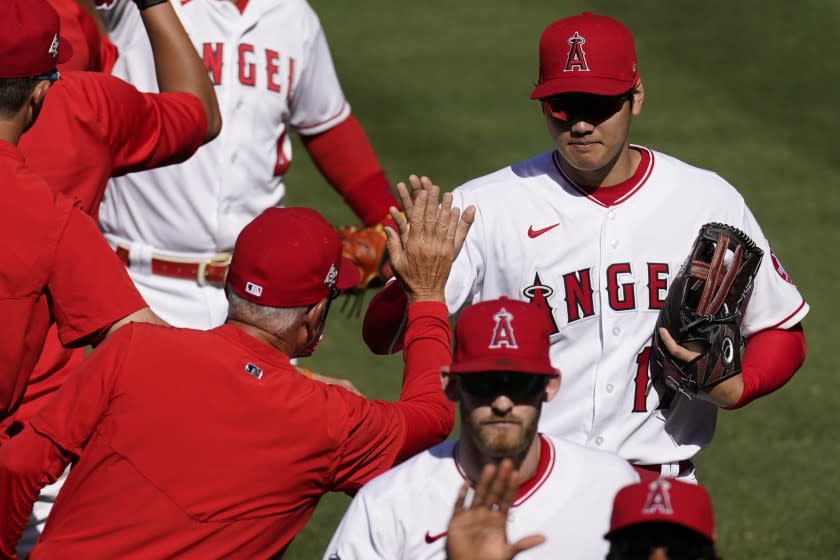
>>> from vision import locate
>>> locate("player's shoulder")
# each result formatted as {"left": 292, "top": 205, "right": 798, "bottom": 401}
{"left": 453, "top": 150, "right": 555, "bottom": 199}
{"left": 355, "top": 440, "right": 458, "bottom": 498}
{"left": 647, "top": 147, "right": 746, "bottom": 202}
{"left": 545, "top": 435, "right": 638, "bottom": 480}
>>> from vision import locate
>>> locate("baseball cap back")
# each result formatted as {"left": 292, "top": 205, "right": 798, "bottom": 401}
{"left": 449, "top": 297, "right": 556, "bottom": 376}
{"left": 227, "top": 207, "right": 361, "bottom": 307}
{"left": 0, "top": 0, "right": 73, "bottom": 79}
{"left": 530, "top": 12, "right": 637, "bottom": 99}
{"left": 606, "top": 479, "right": 716, "bottom": 542}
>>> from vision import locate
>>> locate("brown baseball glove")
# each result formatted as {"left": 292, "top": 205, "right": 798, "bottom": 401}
{"left": 337, "top": 223, "right": 389, "bottom": 291}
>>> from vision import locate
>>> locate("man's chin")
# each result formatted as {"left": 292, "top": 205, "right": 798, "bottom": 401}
{"left": 476, "top": 428, "right": 529, "bottom": 458}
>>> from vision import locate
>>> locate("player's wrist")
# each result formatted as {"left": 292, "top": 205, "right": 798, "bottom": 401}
{"left": 133, "top": 0, "right": 168, "bottom": 10}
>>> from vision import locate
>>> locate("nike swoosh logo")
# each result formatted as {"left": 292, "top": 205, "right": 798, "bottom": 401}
{"left": 528, "top": 223, "right": 560, "bottom": 238}
{"left": 424, "top": 530, "right": 448, "bottom": 544}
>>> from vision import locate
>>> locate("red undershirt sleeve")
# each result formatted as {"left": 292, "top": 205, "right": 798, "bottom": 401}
{"left": 393, "top": 301, "right": 456, "bottom": 462}
{"left": 727, "top": 323, "right": 807, "bottom": 410}
{"left": 301, "top": 115, "right": 400, "bottom": 226}
{"left": 329, "top": 302, "right": 454, "bottom": 493}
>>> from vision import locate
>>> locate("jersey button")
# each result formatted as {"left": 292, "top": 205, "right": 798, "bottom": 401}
{"left": 595, "top": 436, "right": 604, "bottom": 446}
{"left": 610, "top": 240, "right": 619, "bottom": 249}
{"left": 612, "top": 327, "right": 621, "bottom": 336}
{"left": 608, "top": 210, "right": 616, "bottom": 220}
{"left": 606, "top": 384, "right": 614, "bottom": 393}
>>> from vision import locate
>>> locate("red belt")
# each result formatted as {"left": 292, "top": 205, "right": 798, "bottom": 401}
{"left": 632, "top": 459, "right": 694, "bottom": 482}
{"left": 115, "top": 246, "right": 230, "bottom": 287}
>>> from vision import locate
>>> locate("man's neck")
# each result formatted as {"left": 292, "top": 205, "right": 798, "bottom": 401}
{"left": 456, "top": 433, "right": 542, "bottom": 484}
{"left": 0, "top": 121, "right": 24, "bottom": 146}
{"left": 225, "top": 319, "right": 295, "bottom": 356}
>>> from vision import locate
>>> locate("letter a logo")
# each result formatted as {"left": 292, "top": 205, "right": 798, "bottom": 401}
{"left": 564, "top": 31, "right": 589, "bottom": 73}
{"left": 642, "top": 480, "right": 674, "bottom": 515}
{"left": 489, "top": 308, "right": 518, "bottom": 349}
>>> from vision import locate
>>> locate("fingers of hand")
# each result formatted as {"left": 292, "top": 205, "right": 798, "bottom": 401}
{"left": 509, "top": 535, "right": 547, "bottom": 555}
{"left": 658, "top": 327, "right": 700, "bottom": 362}
{"left": 471, "top": 463, "right": 497, "bottom": 509}
{"left": 422, "top": 182, "right": 441, "bottom": 233}
{"left": 383, "top": 227, "right": 403, "bottom": 267}
{"left": 453, "top": 205, "right": 476, "bottom": 253}
{"left": 389, "top": 206, "right": 409, "bottom": 238}
{"left": 453, "top": 481, "right": 471, "bottom": 515}
{"left": 436, "top": 192, "right": 454, "bottom": 239}
{"left": 409, "top": 189, "right": 428, "bottom": 230}
{"left": 395, "top": 181, "right": 414, "bottom": 217}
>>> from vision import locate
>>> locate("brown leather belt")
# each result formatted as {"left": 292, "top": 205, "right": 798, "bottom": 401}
{"left": 115, "top": 246, "right": 230, "bottom": 287}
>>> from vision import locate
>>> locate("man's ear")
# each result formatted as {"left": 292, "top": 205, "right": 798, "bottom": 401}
{"left": 23, "top": 80, "right": 51, "bottom": 131}
{"left": 544, "top": 369, "right": 561, "bottom": 402}
{"left": 440, "top": 366, "right": 459, "bottom": 403}
{"left": 630, "top": 78, "right": 644, "bottom": 116}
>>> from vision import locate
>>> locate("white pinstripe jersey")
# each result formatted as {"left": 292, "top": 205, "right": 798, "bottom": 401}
{"left": 324, "top": 435, "right": 638, "bottom": 560}
{"left": 96, "top": 0, "right": 350, "bottom": 253}
{"left": 445, "top": 147, "right": 808, "bottom": 464}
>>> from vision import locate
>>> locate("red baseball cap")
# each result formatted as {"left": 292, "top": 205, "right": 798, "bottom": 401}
{"left": 0, "top": 0, "right": 73, "bottom": 79}
{"left": 606, "top": 479, "right": 716, "bottom": 542}
{"left": 449, "top": 297, "right": 556, "bottom": 376}
{"left": 530, "top": 12, "right": 638, "bottom": 99}
{"left": 227, "top": 207, "right": 361, "bottom": 307}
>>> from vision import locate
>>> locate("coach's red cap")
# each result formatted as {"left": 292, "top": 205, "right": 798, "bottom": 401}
{"left": 530, "top": 12, "right": 637, "bottom": 99}
{"left": 606, "top": 479, "right": 716, "bottom": 542}
{"left": 0, "top": 0, "right": 73, "bottom": 79}
{"left": 449, "top": 297, "right": 556, "bottom": 376}
{"left": 227, "top": 207, "right": 360, "bottom": 307}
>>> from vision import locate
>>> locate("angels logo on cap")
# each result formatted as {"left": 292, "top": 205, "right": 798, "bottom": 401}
{"left": 563, "top": 31, "right": 590, "bottom": 72}
{"left": 641, "top": 479, "right": 674, "bottom": 515}
{"left": 48, "top": 34, "right": 59, "bottom": 59}
{"left": 489, "top": 308, "right": 518, "bottom": 349}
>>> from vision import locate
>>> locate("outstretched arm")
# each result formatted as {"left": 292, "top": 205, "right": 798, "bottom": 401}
{"left": 140, "top": 1, "right": 221, "bottom": 141}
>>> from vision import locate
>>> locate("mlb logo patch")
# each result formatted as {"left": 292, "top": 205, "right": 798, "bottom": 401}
{"left": 244, "top": 362, "right": 263, "bottom": 380}
{"left": 245, "top": 282, "right": 263, "bottom": 297}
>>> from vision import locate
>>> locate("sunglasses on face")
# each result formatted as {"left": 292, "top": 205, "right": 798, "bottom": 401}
{"left": 614, "top": 541, "right": 707, "bottom": 560}
{"left": 458, "top": 372, "right": 547, "bottom": 400}
{"left": 541, "top": 88, "right": 634, "bottom": 124}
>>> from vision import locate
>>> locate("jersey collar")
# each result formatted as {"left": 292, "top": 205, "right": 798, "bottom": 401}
{"left": 552, "top": 145, "right": 653, "bottom": 208}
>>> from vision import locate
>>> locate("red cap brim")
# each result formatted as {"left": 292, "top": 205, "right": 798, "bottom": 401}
{"left": 336, "top": 256, "right": 362, "bottom": 291}
{"left": 449, "top": 357, "right": 556, "bottom": 376}
{"left": 530, "top": 76, "right": 635, "bottom": 99}
{"left": 57, "top": 36, "right": 73, "bottom": 65}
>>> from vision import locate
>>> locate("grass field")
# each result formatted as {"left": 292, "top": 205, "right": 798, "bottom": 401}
{"left": 284, "top": 1, "right": 840, "bottom": 558}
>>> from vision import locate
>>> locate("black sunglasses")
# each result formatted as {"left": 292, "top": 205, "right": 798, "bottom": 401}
{"left": 541, "top": 88, "right": 634, "bottom": 124}
{"left": 459, "top": 372, "right": 547, "bottom": 400}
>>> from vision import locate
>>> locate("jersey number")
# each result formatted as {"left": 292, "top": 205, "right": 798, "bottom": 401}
{"left": 632, "top": 346, "right": 672, "bottom": 413}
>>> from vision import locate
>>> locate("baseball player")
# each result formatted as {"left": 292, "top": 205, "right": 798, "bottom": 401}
{"left": 0, "top": 185, "right": 474, "bottom": 559}
{"left": 605, "top": 479, "right": 721, "bottom": 560}
{"left": 94, "top": 0, "right": 401, "bottom": 329}
{"left": 362, "top": 12, "right": 808, "bottom": 481}
{"left": 11, "top": 0, "right": 223, "bottom": 553}
{"left": 324, "top": 297, "right": 639, "bottom": 560}
{"left": 0, "top": 0, "right": 159, "bottom": 432}
{"left": 443, "top": 469, "right": 720, "bottom": 560}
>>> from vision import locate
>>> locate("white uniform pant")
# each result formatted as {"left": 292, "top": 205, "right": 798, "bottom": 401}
{"left": 128, "top": 267, "right": 229, "bottom": 330}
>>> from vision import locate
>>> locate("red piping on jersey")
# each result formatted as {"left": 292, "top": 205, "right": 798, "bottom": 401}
{"left": 766, "top": 298, "right": 807, "bottom": 330}
{"left": 552, "top": 146, "right": 654, "bottom": 208}
{"left": 452, "top": 435, "right": 555, "bottom": 507}
{"left": 296, "top": 102, "right": 349, "bottom": 133}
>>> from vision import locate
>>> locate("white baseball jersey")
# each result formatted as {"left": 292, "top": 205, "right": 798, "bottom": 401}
{"left": 445, "top": 146, "right": 808, "bottom": 465}
{"left": 324, "top": 434, "right": 638, "bottom": 560}
{"left": 94, "top": 0, "right": 351, "bottom": 327}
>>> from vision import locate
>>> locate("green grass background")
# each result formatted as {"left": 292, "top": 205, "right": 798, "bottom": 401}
{"left": 285, "top": 1, "right": 839, "bottom": 557}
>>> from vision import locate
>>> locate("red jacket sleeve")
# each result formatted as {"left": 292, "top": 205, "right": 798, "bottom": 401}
{"left": 0, "top": 327, "right": 131, "bottom": 557}
{"left": 328, "top": 301, "right": 453, "bottom": 492}
{"left": 86, "top": 73, "right": 207, "bottom": 175}
{"left": 49, "top": 201, "right": 146, "bottom": 347}
{"left": 727, "top": 323, "right": 807, "bottom": 409}
{"left": 301, "top": 115, "right": 399, "bottom": 226}
{"left": 0, "top": 426, "right": 71, "bottom": 559}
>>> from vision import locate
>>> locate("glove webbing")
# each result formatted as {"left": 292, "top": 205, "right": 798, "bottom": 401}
{"left": 690, "top": 233, "right": 744, "bottom": 316}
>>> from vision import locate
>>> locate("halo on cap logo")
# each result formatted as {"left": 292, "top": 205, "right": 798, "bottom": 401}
{"left": 245, "top": 282, "right": 263, "bottom": 297}
{"left": 48, "top": 34, "right": 60, "bottom": 60}
{"left": 324, "top": 264, "right": 338, "bottom": 287}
